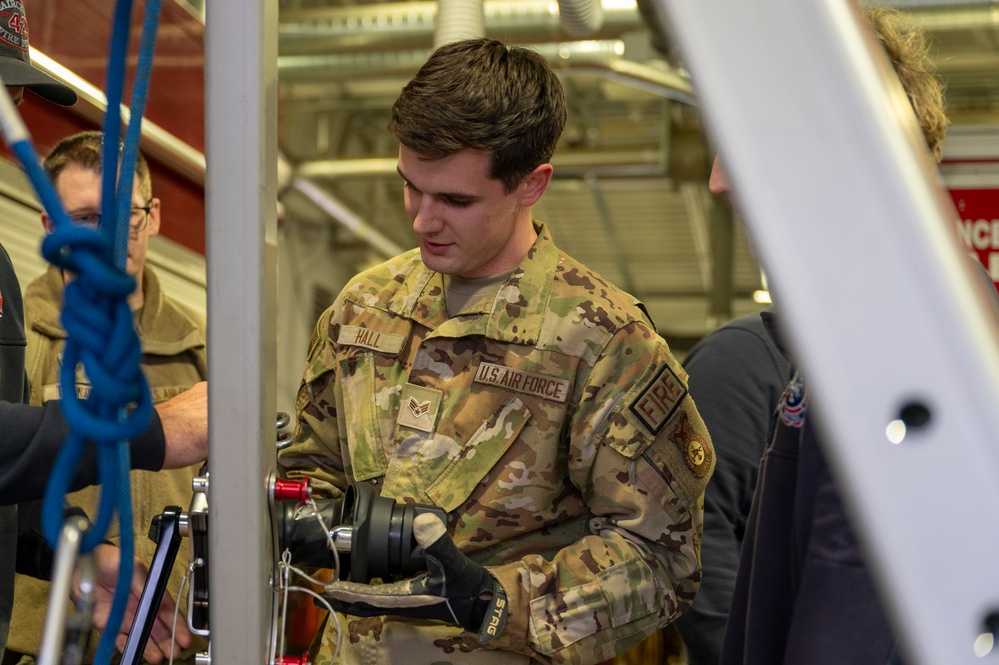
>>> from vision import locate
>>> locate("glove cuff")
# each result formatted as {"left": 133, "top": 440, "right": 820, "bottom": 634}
{"left": 475, "top": 582, "right": 508, "bottom": 645}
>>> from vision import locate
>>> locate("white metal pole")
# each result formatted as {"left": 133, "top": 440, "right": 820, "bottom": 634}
{"left": 655, "top": 1, "right": 999, "bottom": 663}
{"left": 205, "top": 0, "right": 278, "bottom": 662}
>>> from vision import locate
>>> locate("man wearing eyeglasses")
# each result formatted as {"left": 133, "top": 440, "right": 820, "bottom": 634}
{"left": 3, "top": 130, "right": 208, "bottom": 665}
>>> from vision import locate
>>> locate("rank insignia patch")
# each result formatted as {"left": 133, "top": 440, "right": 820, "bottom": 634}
{"left": 630, "top": 364, "right": 687, "bottom": 434}
{"left": 668, "top": 412, "right": 713, "bottom": 477}
{"left": 396, "top": 383, "right": 442, "bottom": 433}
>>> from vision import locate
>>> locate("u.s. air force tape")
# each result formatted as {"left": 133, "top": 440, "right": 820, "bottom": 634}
{"left": 473, "top": 362, "right": 569, "bottom": 403}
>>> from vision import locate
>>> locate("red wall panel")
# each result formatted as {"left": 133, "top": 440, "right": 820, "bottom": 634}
{"left": 3, "top": 0, "right": 206, "bottom": 254}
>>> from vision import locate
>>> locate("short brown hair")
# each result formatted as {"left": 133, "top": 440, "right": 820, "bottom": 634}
{"left": 388, "top": 38, "right": 567, "bottom": 191}
{"left": 43, "top": 130, "right": 153, "bottom": 200}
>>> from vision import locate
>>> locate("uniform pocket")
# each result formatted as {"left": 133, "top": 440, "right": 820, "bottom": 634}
{"left": 424, "top": 395, "right": 532, "bottom": 512}
{"left": 337, "top": 352, "right": 396, "bottom": 481}
{"left": 528, "top": 558, "right": 659, "bottom": 654}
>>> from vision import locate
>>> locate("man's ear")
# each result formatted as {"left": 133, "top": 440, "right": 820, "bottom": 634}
{"left": 40, "top": 212, "right": 55, "bottom": 235}
{"left": 520, "top": 163, "right": 553, "bottom": 207}
{"left": 146, "top": 198, "right": 162, "bottom": 238}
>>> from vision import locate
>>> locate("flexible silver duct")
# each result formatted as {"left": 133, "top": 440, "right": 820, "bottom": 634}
{"left": 434, "top": 0, "right": 486, "bottom": 47}
{"left": 557, "top": 0, "right": 604, "bottom": 37}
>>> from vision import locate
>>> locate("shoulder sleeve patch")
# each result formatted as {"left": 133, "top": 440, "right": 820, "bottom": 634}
{"left": 629, "top": 363, "right": 688, "bottom": 434}
{"left": 667, "top": 411, "right": 713, "bottom": 477}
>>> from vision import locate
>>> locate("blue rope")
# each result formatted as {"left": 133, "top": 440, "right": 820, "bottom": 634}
{"left": 116, "top": 0, "right": 162, "bottom": 268}
{"left": 86, "top": 2, "right": 162, "bottom": 660}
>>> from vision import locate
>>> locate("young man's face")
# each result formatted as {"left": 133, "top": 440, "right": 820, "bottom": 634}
{"left": 45, "top": 163, "right": 161, "bottom": 277}
{"left": 397, "top": 145, "right": 550, "bottom": 279}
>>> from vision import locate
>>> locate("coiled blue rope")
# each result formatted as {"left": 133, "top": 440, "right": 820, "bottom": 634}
{"left": 0, "top": 1, "right": 162, "bottom": 663}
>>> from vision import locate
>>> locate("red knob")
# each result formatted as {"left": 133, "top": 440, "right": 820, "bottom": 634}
{"left": 273, "top": 478, "right": 310, "bottom": 503}
{"left": 276, "top": 655, "right": 308, "bottom": 665}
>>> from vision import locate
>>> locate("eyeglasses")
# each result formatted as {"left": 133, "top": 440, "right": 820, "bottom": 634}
{"left": 69, "top": 200, "right": 153, "bottom": 235}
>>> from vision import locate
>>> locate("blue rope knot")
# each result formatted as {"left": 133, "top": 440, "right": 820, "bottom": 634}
{"left": 39, "top": 223, "right": 153, "bottom": 552}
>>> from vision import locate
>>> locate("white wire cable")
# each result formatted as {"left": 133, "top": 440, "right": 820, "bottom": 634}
{"left": 279, "top": 550, "right": 291, "bottom": 657}
{"left": 303, "top": 497, "right": 343, "bottom": 576}
{"left": 280, "top": 562, "right": 331, "bottom": 589}
{"left": 275, "top": 553, "right": 344, "bottom": 665}
{"left": 168, "top": 561, "right": 197, "bottom": 665}
{"left": 268, "top": 496, "right": 345, "bottom": 663}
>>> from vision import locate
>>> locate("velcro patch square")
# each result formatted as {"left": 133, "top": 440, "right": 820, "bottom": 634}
{"left": 630, "top": 364, "right": 687, "bottom": 434}
{"left": 396, "top": 383, "right": 442, "bottom": 433}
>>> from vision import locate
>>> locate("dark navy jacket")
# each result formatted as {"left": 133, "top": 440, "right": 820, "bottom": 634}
{"left": 719, "top": 369, "right": 901, "bottom": 665}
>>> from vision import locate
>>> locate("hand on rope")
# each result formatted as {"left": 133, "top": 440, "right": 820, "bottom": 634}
{"left": 322, "top": 512, "right": 509, "bottom": 645}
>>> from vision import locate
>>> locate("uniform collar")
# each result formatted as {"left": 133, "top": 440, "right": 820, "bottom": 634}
{"left": 394, "top": 222, "right": 557, "bottom": 345}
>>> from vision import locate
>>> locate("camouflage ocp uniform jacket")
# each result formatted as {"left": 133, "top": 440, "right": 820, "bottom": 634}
{"left": 280, "top": 223, "right": 714, "bottom": 665}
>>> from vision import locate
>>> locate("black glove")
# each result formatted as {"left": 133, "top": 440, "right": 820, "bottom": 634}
{"left": 322, "top": 512, "right": 508, "bottom": 644}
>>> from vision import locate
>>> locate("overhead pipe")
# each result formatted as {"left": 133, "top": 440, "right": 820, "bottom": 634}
{"left": 557, "top": 58, "right": 695, "bottom": 104}
{"left": 33, "top": 50, "right": 405, "bottom": 261}
{"left": 32, "top": 50, "right": 206, "bottom": 186}
{"left": 278, "top": 0, "right": 642, "bottom": 53}
{"left": 276, "top": 0, "right": 997, "bottom": 56}
{"left": 280, "top": 39, "right": 692, "bottom": 103}
{"left": 289, "top": 177, "right": 406, "bottom": 259}
{"left": 297, "top": 149, "right": 668, "bottom": 181}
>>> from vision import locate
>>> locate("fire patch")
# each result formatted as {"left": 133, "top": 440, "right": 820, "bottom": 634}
{"left": 668, "top": 412, "right": 713, "bottom": 477}
{"left": 630, "top": 364, "right": 687, "bottom": 434}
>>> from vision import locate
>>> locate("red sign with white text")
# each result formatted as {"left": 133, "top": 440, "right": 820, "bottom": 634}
{"left": 950, "top": 188, "right": 999, "bottom": 294}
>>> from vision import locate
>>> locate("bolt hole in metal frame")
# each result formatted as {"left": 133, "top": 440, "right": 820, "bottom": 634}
{"left": 653, "top": 0, "right": 999, "bottom": 663}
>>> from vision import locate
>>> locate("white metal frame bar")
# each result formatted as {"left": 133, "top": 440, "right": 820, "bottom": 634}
{"left": 205, "top": 0, "right": 278, "bottom": 663}
{"left": 655, "top": 1, "right": 999, "bottom": 663}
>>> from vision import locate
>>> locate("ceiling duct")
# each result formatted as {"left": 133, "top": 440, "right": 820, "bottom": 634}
{"left": 558, "top": 0, "right": 605, "bottom": 36}
{"left": 434, "top": 0, "right": 486, "bottom": 47}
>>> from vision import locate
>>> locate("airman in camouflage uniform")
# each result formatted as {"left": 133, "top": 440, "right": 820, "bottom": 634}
{"left": 278, "top": 38, "right": 714, "bottom": 665}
